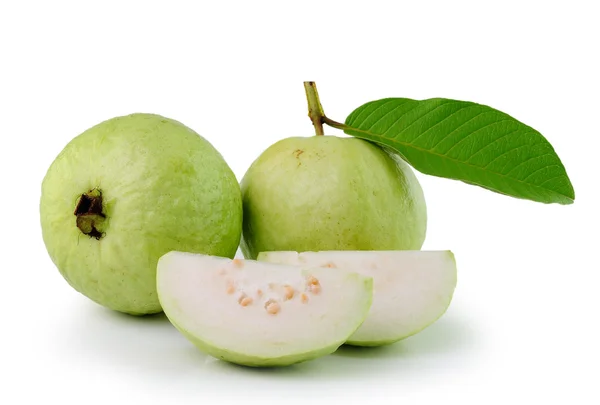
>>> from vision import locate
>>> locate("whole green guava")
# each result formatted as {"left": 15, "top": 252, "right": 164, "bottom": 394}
{"left": 40, "top": 113, "right": 243, "bottom": 315}
{"left": 240, "top": 136, "right": 427, "bottom": 259}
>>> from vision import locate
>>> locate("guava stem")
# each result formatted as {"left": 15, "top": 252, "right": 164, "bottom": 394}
{"left": 303, "top": 82, "right": 325, "bottom": 136}
{"left": 303, "top": 81, "right": 349, "bottom": 135}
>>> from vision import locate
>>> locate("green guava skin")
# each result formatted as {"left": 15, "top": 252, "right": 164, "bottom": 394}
{"left": 240, "top": 136, "right": 427, "bottom": 259}
{"left": 162, "top": 275, "right": 373, "bottom": 367}
{"left": 40, "top": 113, "right": 243, "bottom": 315}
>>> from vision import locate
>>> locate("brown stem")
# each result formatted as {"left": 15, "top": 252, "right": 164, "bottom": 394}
{"left": 303, "top": 82, "right": 349, "bottom": 135}
{"left": 303, "top": 81, "right": 325, "bottom": 135}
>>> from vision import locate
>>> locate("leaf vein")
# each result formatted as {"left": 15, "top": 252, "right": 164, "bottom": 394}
{"left": 505, "top": 152, "right": 555, "bottom": 177}
{"left": 382, "top": 100, "right": 456, "bottom": 138}
{"left": 537, "top": 173, "right": 568, "bottom": 187}
{"left": 444, "top": 118, "right": 514, "bottom": 155}
{"left": 409, "top": 104, "right": 479, "bottom": 144}
{"left": 368, "top": 103, "right": 415, "bottom": 133}
{"left": 521, "top": 164, "right": 563, "bottom": 182}
{"left": 482, "top": 141, "right": 535, "bottom": 170}
{"left": 466, "top": 128, "right": 523, "bottom": 162}
{"left": 351, "top": 99, "right": 398, "bottom": 127}
{"left": 428, "top": 110, "right": 488, "bottom": 151}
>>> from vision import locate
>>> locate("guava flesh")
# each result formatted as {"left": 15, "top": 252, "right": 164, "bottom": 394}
{"left": 258, "top": 250, "right": 457, "bottom": 346}
{"left": 157, "top": 251, "right": 373, "bottom": 367}
{"left": 240, "top": 136, "right": 427, "bottom": 259}
{"left": 40, "top": 113, "right": 243, "bottom": 315}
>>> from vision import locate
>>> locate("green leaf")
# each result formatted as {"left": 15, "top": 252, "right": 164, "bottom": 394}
{"left": 344, "top": 98, "right": 575, "bottom": 204}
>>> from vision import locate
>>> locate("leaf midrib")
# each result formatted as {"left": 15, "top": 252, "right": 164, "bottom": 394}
{"left": 344, "top": 125, "right": 572, "bottom": 201}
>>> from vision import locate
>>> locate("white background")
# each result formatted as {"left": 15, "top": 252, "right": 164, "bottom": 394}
{"left": 1, "top": 1, "right": 598, "bottom": 404}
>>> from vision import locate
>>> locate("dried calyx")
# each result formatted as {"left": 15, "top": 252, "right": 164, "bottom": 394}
{"left": 74, "top": 188, "right": 106, "bottom": 239}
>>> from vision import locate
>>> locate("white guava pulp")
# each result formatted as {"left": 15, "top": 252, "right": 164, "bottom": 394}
{"left": 258, "top": 250, "right": 457, "bottom": 346}
{"left": 240, "top": 135, "right": 427, "bottom": 259}
{"left": 157, "top": 251, "right": 373, "bottom": 367}
{"left": 40, "top": 113, "right": 243, "bottom": 315}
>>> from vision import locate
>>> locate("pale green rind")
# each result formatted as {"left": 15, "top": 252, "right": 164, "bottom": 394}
{"left": 160, "top": 275, "right": 373, "bottom": 367}
{"left": 240, "top": 136, "right": 427, "bottom": 259}
{"left": 40, "top": 113, "right": 243, "bottom": 315}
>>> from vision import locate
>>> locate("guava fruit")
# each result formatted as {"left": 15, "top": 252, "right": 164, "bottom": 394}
{"left": 239, "top": 136, "right": 427, "bottom": 259}
{"left": 258, "top": 250, "right": 457, "bottom": 346}
{"left": 157, "top": 251, "right": 373, "bottom": 367}
{"left": 40, "top": 113, "right": 243, "bottom": 315}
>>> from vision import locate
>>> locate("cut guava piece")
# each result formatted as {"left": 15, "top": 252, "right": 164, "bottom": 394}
{"left": 258, "top": 250, "right": 457, "bottom": 346}
{"left": 157, "top": 251, "right": 373, "bottom": 367}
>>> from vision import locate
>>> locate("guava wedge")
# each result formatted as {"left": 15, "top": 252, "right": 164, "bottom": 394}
{"left": 258, "top": 250, "right": 457, "bottom": 346}
{"left": 157, "top": 251, "right": 373, "bottom": 367}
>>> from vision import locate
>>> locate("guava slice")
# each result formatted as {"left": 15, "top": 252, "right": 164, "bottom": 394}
{"left": 258, "top": 250, "right": 457, "bottom": 346}
{"left": 157, "top": 251, "right": 373, "bottom": 367}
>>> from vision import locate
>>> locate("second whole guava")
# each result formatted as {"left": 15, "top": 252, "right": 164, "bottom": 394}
{"left": 240, "top": 135, "right": 427, "bottom": 259}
